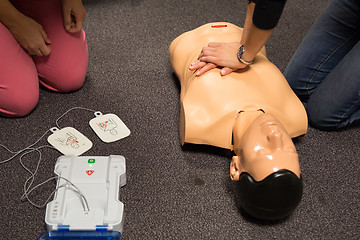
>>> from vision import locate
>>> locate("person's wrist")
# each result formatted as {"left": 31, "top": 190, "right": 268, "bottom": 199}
{"left": 237, "top": 45, "right": 255, "bottom": 65}
{"left": 0, "top": 8, "right": 24, "bottom": 29}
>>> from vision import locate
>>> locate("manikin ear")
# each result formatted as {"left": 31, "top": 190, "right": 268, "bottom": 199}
{"left": 230, "top": 156, "right": 241, "bottom": 181}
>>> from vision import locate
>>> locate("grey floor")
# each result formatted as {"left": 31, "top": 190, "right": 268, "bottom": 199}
{"left": 0, "top": 0, "right": 359, "bottom": 239}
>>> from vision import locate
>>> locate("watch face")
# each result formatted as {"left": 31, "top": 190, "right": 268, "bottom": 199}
{"left": 237, "top": 45, "right": 253, "bottom": 65}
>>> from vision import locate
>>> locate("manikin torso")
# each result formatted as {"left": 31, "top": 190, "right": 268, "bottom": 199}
{"left": 169, "top": 22, "right": 307, "bottom": 150}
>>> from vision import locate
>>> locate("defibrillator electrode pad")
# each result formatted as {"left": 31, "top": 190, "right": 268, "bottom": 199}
{"left": 47, "top": 127, "right": 93, "bottom": 156}
{"left": 89, "top": 112, "right": 131, "bottom": 143}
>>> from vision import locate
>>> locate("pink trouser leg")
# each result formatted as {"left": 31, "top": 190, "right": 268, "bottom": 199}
{"left": 0, "top": 0, "right": 88, "bottom": 117}
{"left": 0, "top": 23, "right": 39, "bottom": 117}
{"left": 21, "top": 0, "right": 89, "bottom": 92}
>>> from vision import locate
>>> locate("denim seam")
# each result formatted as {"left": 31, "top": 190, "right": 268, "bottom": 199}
{"left": 339, "top": 94, "right": 360, "bottom": 126}
{"left": 306, "top": 28, "right": 360, "bottom": 97}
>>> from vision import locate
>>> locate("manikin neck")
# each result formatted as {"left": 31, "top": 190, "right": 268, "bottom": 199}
{"left": 232, "top": 110, "right": 264, "bottom": 155}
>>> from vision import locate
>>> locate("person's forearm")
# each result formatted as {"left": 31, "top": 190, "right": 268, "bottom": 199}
{"left": 240, "top": 2, "right": 274, "bottom": 62}
{"left": 240, "top": 2, "right": 256, "bottom": 47}
{"left": 0, "top": 0, "right": 24, "bottom": 29}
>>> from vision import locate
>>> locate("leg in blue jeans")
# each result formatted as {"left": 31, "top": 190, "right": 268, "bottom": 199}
{"left": 284, "top": 0, "right": 360, "bottom": 130}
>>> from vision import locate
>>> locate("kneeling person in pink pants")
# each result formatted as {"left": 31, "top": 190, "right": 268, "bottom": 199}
{"left": 0, "top": 0, "right": 88, "bottom": 117}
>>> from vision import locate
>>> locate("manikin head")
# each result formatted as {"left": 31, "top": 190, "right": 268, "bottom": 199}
{"left": 231, "top": 113, "right": 300, "bottom": 181}
{"left": 231, "top": 113, "right": 303, "bottom": 220}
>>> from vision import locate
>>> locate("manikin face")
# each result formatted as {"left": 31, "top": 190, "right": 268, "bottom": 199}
{"left": 231, "top": 113, "right": 300, "bottom": 182}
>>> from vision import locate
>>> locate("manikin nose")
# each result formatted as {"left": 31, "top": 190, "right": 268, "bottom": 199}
{"left": 267, "top": 132, "right": 282, "bottom": 151}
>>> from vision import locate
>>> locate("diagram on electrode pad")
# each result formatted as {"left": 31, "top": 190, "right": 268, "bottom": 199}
{"left": 97, "top": 118, "right": 118, "bottom": 135}
{"left": 48, "top": 127, "right": 93, "bottom": 156}
{"left": 55, "top": 132, "right": 80, "bottom": 149}
{"left": 89, "top": 113, "right": 130, "bottom": 143}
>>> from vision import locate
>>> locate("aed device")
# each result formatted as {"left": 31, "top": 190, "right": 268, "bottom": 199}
{"left": 38, "top": 155, "right": 126, "bottom": 240}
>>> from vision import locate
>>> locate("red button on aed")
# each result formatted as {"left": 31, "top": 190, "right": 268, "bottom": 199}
{"left": 86, "top": 170, "right": 94, "bottom": 176}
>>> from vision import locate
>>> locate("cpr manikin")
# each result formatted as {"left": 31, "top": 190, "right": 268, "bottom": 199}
{"left": 169, "top": 22, "right": 307, "bottom": 220}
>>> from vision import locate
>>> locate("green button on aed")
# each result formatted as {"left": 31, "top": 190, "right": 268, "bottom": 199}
{"left": 88, "top": 159, "right": 95, "bottom": 164}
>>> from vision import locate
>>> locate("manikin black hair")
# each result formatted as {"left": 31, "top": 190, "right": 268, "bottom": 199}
{"left": 235, "top": 169, "right": 303, "bottom": 220}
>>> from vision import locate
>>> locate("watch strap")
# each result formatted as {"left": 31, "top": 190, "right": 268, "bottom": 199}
{"left": 237, "top": 45, "right": 254, "bottom": 65}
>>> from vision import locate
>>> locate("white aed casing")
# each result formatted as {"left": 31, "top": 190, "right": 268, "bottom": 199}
{"left": 45, "top": 155, "right": 126, "bottom": 233}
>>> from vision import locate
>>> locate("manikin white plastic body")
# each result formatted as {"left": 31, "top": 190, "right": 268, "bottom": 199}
{"left": 45, "top": 155, "right": 126, "bottom": 233}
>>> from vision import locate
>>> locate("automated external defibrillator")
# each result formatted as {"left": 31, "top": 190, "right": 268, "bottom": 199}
{"left": 0, "top": 107, "right": 130, "bottom": 240}
{"left": 38, "top": 155, "right": 126, "bottom": 240}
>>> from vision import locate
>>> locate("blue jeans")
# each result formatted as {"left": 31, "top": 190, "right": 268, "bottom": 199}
{"left": 284, "top": 0, "right": 360, "bottom": 130}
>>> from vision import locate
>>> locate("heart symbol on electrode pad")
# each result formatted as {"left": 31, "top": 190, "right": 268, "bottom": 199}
{"left": 86, "top": 170, "right": 94, "bottom": 176}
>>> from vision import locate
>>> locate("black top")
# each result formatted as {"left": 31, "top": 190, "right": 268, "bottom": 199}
{"left": 250, "top": 0, "right": 287, "bottom": 30}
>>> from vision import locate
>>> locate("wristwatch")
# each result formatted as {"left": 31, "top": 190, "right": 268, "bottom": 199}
{"left": 237, "top": 45, "right": 254, "bottom": 65}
